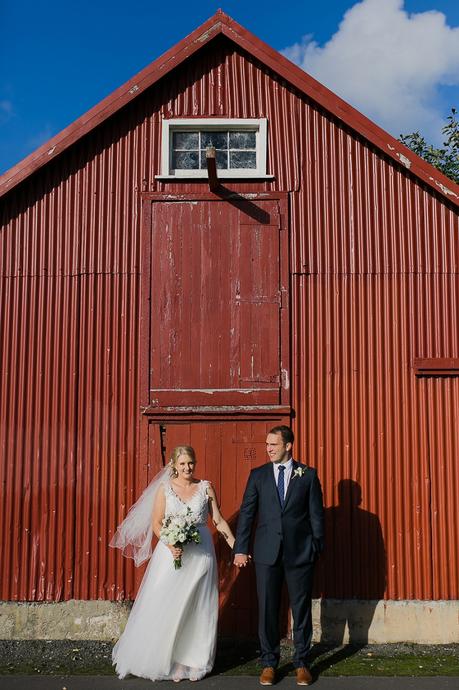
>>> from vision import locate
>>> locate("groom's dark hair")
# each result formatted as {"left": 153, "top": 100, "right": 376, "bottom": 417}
{"left": 269, "top": 425, "right": 294, "bottom": 445}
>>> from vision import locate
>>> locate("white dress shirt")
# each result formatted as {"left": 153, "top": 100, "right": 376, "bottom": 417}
{"left": 272, "top": 458, "right": 293, "bottom": 499}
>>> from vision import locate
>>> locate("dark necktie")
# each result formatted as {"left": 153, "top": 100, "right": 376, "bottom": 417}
{"left": 277, "top": 465, "right": 285, "bottom": 507}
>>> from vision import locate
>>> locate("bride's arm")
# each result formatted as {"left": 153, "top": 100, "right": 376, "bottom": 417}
{"left": 207, "top": 483, "right": 236, "bottom": 549}
{"left": 151, "top": 485, "right": 183, "bottom": 558}
{"left": 151, "top": 485, "right": 166, "bottom": 539}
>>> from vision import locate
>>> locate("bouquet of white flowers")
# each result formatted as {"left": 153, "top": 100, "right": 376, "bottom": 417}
{"left": 160, "top": 508, "right": 201, "bottom": 569}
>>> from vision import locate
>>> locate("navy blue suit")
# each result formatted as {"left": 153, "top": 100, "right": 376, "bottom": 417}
{"left": 234, "top": 460, "right": 324, "bottom": 668}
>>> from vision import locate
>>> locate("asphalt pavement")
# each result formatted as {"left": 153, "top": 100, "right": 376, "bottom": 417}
{"left": 0, "top": 676, "right": 458, "bottom": 690}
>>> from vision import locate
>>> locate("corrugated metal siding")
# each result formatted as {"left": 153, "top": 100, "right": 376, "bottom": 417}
{"left": 424, "top": 376, "right": 459, "bottom": 599}
{"left": 0, "top": 274, "right": 77, "bottom": 600}
{"left": 0, "top": 153, "right": 142, "bottom": 600}
{"left": 292, "top": 274, "right": 459, "bottom": 600}
{"left": 1, "top": 36, "right": 458, "bottom": 602}
{"left": 290, "top": 118, "right": 459, "bottom": 275}
{"left": 72, "top": 274, "right": 141, "bottom": 600}
{"left": 0, "top": 276, "right": 140, "bottom": 601}
{"left": 290, "top": 129, "right": 459, "bottom": 600}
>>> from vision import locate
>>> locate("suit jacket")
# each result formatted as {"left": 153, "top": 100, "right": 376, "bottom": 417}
{"left": 234, "top": 460, "right": 324, "bottom": 567}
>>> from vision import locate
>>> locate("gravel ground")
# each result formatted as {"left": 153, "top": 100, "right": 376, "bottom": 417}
{"left": 0, "top": 641, "right": 458, "bottom": 677}
{"left": 0, "top": 641, "right": 115, "bottom": 675}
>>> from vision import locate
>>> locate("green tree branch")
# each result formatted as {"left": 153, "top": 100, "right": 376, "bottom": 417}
{"left": 399, "top": 108, "right": 459, "bottom": 184}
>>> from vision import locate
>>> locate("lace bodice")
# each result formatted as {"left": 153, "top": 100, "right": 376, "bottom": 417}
{"left": 163, "top": 480, "right": 210, "bottom": 526}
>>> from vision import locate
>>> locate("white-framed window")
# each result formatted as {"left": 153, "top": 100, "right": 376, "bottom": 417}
{"left": 157, "top": 118, "right": 272, "bottom": 179}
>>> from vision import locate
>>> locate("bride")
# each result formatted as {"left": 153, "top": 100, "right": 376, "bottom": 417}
{"left": 110, "top": 445, "right": 235, "bottom": 682}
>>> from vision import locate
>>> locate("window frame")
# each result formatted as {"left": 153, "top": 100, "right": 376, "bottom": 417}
{"left": 157, "top": 118, "right": 272, "bottom": 179}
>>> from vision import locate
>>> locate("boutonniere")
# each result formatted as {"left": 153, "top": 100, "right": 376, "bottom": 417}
{"left": 293, "top": 467, "right": 306, "bottom": 478}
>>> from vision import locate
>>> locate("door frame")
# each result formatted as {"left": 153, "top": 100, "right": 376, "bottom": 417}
{"left": 139, "top": 191, "right": 291, "bottom": 420}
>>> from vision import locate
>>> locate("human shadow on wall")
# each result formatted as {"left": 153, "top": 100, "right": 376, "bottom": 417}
{"left": 311, "top": 479, "right": 386, "bottom": 672}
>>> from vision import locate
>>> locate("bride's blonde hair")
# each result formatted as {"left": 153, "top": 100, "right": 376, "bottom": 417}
{"left": 169, "top": 446, "right": 196, "bottom": 477}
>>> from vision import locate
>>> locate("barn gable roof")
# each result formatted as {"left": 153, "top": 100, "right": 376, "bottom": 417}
{"left": 1, "top": 9, "right": 458, "bottom": 205}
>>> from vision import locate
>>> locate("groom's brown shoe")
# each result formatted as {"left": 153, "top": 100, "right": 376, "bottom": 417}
{"left": 259, "top": 667, "right": 276, "bottom": 685}
{"left": 296, "top": 667, "right": 313, "bottom": 685}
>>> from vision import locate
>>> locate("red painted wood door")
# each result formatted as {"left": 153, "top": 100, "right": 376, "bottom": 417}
{"left": 147, "top": 195, "right": 289, "bottom": 410}
{"left": 146, "top": 418, "right": 290, "bottom": 637}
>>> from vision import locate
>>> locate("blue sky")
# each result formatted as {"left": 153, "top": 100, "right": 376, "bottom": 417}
{"left": 1, "top": 0, "right": 459, "bottom": 175}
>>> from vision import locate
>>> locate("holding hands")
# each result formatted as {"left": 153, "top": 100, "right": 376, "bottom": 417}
{"left": 233, "top": 553, "right": 251, "bottom": 568}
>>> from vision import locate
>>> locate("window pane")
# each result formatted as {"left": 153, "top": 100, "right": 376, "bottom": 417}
{"left": 199, "top": 151, "right": 206, "bottom": 169}
{"left": 230, "top": 151, "right": 257, "bottom": 168}
{"left": 168, "top": 125, "right": 263, "bottom": 172}
{"left": 216, "top": 150, "right": 228, "bottom": 169}
{"left": 173, "top": 131, "right": 199, "bottom": 149}
{"left": 229, "top": 131, "right": 256, "bottom": 149}
{"left": 173, "top": 151, "right": 199, "bottom": 169}
{"left": 201, "top": 131, "right": 228, "bottom": 150}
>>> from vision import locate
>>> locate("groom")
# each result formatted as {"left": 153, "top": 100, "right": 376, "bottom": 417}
{"left": 234, "top": 425, "right": 324, "bottom": 686}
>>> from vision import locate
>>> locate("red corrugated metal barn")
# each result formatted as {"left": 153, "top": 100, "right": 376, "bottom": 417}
{"left": 1, "top": 11, "right": 458, "bottom": 642}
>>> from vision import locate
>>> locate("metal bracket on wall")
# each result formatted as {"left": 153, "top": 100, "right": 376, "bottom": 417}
{"left": 206, "top": 146, "right": 219, "bottom": 191}
{"left": 413, "top": 358, "right": 459, "bottom": 376}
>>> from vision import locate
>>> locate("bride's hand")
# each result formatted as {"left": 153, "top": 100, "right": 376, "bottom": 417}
{"left": 168, "top": 545, "right": 183, "bottom": 559}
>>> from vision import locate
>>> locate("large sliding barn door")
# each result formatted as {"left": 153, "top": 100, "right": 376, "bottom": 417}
{"left": 146, "top": 195, "right": 289, "bottom": 411}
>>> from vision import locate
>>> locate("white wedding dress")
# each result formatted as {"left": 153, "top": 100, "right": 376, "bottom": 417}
{"left": 113, "top": 480, "right": 218, "bottom": 681}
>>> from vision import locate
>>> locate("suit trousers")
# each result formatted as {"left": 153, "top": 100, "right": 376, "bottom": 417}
{"left": 255, "top": 548, "right": 315, "bottom": 668}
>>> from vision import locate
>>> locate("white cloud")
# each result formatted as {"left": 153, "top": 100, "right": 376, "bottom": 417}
{"left": 282, "top": 0, "right": 459, "bottom": 143}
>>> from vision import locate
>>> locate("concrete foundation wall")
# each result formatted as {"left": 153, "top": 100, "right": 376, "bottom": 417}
{"left": 314, "top": 599, "right": 459, "bottom": 644}
{"left": 1, "top": 600, "right": 458, "bottom": 643}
